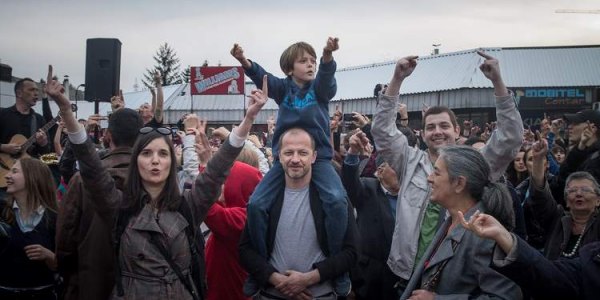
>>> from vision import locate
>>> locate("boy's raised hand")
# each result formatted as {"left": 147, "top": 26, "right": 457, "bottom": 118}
{"left": 231, "top": 43, "right": 251, "bottom": 68}
{"left": 324, "top": 37, "right": 339, "bottom": 53}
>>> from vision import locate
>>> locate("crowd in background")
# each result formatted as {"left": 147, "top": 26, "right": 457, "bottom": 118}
{"left": 0, "top": 38, "right": 599, "bottom": 300}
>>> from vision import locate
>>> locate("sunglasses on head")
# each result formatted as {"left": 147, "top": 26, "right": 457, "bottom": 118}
{"left": 139, "top": 127, "right": 171, "bottom": 136}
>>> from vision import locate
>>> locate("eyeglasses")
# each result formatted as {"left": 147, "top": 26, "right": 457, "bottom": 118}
{"left": 139, "top": 127, "right": 171, "bottom": 136}
{"left": 566, "top": 187, "right": 597, "bottom": 196}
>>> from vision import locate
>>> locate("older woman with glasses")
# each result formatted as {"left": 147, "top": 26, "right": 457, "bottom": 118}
{"left": 46, "top": 65, "right": 269, "bottom": 300}
{"left": 526, "top": 138, "right": 600, "bottom": 260}
{"left": 400, "top": 145, "right": 521, "bottom": 300}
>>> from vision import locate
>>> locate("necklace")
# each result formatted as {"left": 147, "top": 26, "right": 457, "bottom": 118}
{"left": 561, "top": 224, "right": 586, "bottom": 258}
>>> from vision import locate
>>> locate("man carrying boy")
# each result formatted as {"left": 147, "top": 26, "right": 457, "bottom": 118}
{"left": 231, "top": 38, "right": 351, "bottom": 296}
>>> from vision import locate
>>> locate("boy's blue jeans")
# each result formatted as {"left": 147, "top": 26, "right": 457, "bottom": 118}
{"left": 245, "top": 159, "right": 351, "bottom": 295}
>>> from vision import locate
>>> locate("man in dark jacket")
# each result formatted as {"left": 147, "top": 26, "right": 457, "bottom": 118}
{"left": 55, "top": 108, "right": 142, "bottom": 300}
{"left": 342, "top": 130, "right": 399, "bottom": 300}
{"left": 556, "top": 109, "right": 600, "bottom": 202}
{"left": 239, "top": 127, "right": 358, "bottom": 300}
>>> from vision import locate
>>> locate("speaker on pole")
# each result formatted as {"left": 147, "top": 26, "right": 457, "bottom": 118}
{"left": 84, "top": 38, "right": 121, "bottom": 102}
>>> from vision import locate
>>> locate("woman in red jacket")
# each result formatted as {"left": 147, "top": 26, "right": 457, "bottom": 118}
{"left": 205, "top": 161, "right": 262, "bottom": 300}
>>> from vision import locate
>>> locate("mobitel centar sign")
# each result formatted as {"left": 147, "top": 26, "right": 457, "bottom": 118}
{"left": 515, "top": 87, "right": 589, "bottom": 109}
{"left": 190, "top": 66, "right": 245, "bottom": 95}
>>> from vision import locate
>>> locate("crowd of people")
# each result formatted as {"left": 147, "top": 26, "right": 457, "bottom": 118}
{"left": 0, "top": 37, "right": 599, "bottom": 300}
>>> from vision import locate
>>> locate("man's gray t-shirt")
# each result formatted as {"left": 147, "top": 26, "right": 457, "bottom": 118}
{"left": 267, "top": 186, "right": 333, "bottom": 296}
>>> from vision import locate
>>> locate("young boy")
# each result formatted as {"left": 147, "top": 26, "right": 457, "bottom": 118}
{"left": 231, "top": 38, "right": 350, "bottom": 296}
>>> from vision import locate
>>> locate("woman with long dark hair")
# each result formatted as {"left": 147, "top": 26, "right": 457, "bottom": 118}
{"left": 46, "top": 67, "right": 268, "bottom": 300}
{"left": 0, "top": 158, "right": 59, "bottom": 299}
{"left": 401, "top": 145, "right": 521, "bottom": 300}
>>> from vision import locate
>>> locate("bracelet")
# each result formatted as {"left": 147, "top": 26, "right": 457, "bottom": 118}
{"left": 400, "top": 118, "right": 408, "bottom": 121}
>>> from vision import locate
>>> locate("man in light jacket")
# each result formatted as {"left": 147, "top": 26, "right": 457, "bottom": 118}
{"left": 371, "top": 51, "right": 524, "bottom": 286}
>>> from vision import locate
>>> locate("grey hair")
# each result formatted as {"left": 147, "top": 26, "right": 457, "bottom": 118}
{"left": 565, "top": 171, "right": 600, "bottom": 196}
{"left": 439, "top": 145, "right": 515, "bottom": 230}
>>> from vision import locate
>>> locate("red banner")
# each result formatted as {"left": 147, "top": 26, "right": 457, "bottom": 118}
{"left": 190, "top": 66, "right": 244, "bottom": 95}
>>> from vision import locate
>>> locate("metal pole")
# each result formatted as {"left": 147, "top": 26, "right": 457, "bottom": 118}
{"left": 75, "top": 84, "right": 85, "bottom": 119}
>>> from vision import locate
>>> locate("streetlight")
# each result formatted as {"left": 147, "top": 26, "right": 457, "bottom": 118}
{"left": 75, "top": 84, "right": 85, "bottom": 119}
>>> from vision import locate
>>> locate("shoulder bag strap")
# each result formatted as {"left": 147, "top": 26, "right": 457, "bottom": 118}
{"left": 148, "top": 232, "right": 200, "bottom": 300}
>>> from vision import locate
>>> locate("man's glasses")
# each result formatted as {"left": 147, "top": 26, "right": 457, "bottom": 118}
{"left": 139, "top": 127, "right": 171, "bottom": 136}
{"left": 566, "top": 187, "right": 597, "bottom": 196}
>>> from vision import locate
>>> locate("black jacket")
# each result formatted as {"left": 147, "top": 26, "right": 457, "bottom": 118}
{"left": 342, "top": 158, "right": 399, "bottom": 300}
{"left": 239, "top": 182, "right": 358, "bottom": 289}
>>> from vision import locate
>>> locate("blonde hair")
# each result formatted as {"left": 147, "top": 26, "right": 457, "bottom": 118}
{"left": 236, "top": 145, "right": 259, "bottom": 169}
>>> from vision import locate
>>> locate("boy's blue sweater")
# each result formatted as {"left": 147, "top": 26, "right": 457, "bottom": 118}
{"left": 244, "top": 59, "right": 337, "bottom": 160}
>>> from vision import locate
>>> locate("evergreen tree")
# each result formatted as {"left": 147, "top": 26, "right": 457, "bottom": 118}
{"left": 142, "top": 42, "right": 182, "bottom": 88}
{"left": 181, "top": 66, "right": 191, "bottom": 83}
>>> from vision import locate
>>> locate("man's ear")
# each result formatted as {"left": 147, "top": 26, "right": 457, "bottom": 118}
{"left": 311, "top": 150, "right": 317, "bottom": 164}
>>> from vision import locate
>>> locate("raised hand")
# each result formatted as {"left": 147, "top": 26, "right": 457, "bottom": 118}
{"left": 86, "top": 114, "right": 107, "bottom": 131}
{"left": 398, "top": 103, "right": 408, "bottom": 120}
{"left": 183, "top": 113, "right": 200, "bottom": 131}
{"left": 551, "top": 118, "right": 564, "bottom": 135}
{"left": 540, "top": 116, "right": 551, "bottom": 138}
{"left": 267, "top": 115, "right": 276, "bottom": 134}
{"left": 330, "top": 105, "right": 342, "bottom": 133}
{"left": 246, "top": 75, "right": 268, "bottom": 119}
{"left": 459, "top": 211, "right": 514, "bottom": 253}
{"left": 393, "top": 56, "right": 418, "bottom": 81}
{"left": 110, "top": 90, "right": 125, "bottom": 111}
{"left": 579, "top": 121, "right": 597, "bottom": 150}
{"left": 477, "top": 51, "right": 502, "bottom": 82}
{"left": 523, "top": 128, "right": 535, "bottom": 144}
{"left": 231, "top": 43, "right": 251, "bottom": 68}
{"left": 153, "top": 71, "right": 162, "bottom": 86}
{"left": 351, "top": 112, "right": 369, "bottom": 128}
{"left": 348, "top": 130, "right": 371, "bottom": 155}
{"left": 197, "top": 117, "right": 207, "bottom": 134}
{"left": 230, "top": 43, "right": 245, "bottom": 60}
{"left": 194, "top": 130, "right": 213, "bottom": 164}
{"left": 34, "top": 130, "right": 48, "bottom": 147}
{"left": 324, "top": 37, "right": 340, "bottom": 53}
{"left": 531, "top": 138, "right": 548, "bottom": 162}
{"left": 45, "top": 65, "right": 69, "bottom": 109}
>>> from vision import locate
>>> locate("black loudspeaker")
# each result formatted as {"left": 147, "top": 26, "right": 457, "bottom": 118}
{"left": 0, "top": 64, "right": 12, "bottom": 81}
{"left": 85, "top": 38, "right": 121, "bottom": 102}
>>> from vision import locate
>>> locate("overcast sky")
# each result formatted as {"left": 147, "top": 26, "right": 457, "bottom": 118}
{"left": 1, "top": 0, "right": 598, "bottom": 93}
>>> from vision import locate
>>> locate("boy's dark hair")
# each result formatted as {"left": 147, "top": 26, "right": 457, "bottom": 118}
{"left": 14, "top": 78, "right": 35, "bottom": 95}
{"left": 422, "top": 106, "right": 458, "bottom": 129}
{"left": 108, "top": 108, "right": 143, "bottom": 148}
{"left": 279, "top": 42, "right": 317, "bottom": 76}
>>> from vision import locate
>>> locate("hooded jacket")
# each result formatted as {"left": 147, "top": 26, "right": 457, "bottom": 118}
{"left": 204, "top": 162, "right": 262, "bottom": 300}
